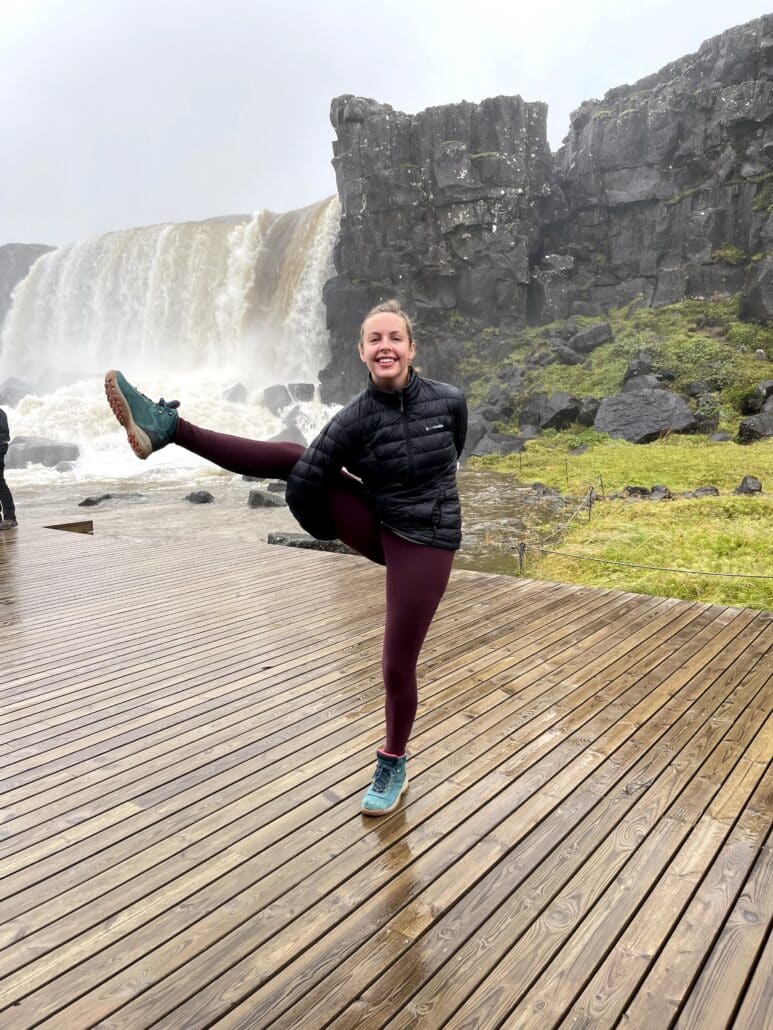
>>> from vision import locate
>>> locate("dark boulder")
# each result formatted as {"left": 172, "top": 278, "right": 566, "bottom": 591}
{"left": 248, "top": 489, "right": 287, "bottom": 508}
{"left": 78, "top": 492, "right": 145, "bottom": 506}
{"left": 288, "top": 383, "right": 316, "bottom": 402}
{"left": 519, "top": 391, "right": 587, "bottom": 430}
{"left": 741, "top": 256, "right": 773, "bottom": 323}
{"left": 737, "top": 411, "right": 773, "bottom": 442}
{"left": 569, "top": 322, "right": 613, "bottom": 354}
{"left": 471, "top": 433, "right": 527, "bottom": 456}
{"left": 262, "top": 384, "right": 292, "bottom": 414}
{"left": 734, "top": 475, "right": 762, "bottom": 494}
{"left": 461, "top": 411, "right": 490, "bottom": 457}
{"left": 553, "top": 343, "right": 584, "bottom": 365}
{"left": 623, "top": 353, "right": 656, "bottom": 382}
{"left": 269, "top": 424, "right": 307, "bottom": 446}
{"left": 185, "top": 491, "right": 215, "bottom": 504}
{"left": 267, "top": 531, "right": 358, "bottom": 555}
{"left": 688, "top": 486, "right": 720, "bottom": 497}
{"left": 650, "top": 485, "right": 673, "bottom": 500}
{"left": 622, "top": 374, "right": 663, "bottom": 393}
{"left": 594, "top": 389, "right": 698, "bottom": 443}
{"left": 477, "top": 383, "right": 515, "bottom": 422}
{"left": 692, "top": 399, "right": 720, "bottom": 434}
{"left": 223, "top": 383, "right": 248, "bottom": 404}
{"left": 741, "top": 381, "right": 773, "bottom": 414}
{"left": 6, "top": 436, "right": 80, "bottom": 469}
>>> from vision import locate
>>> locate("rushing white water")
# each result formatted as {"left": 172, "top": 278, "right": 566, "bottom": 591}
{"left": 0, "top": 198, "right": 340, "bottom": 490}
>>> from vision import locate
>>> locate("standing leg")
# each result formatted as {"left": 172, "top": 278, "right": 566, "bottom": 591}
{"left": 0, "top": 451, "right": 16, "bottom": 527}
{"left": 380, "top": 533, "right": 455, "bottom": 754}
{"left": 361, "top": 532, "right": 455, "bottom": 815}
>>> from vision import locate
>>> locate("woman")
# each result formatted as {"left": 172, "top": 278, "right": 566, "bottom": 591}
{"left": 105, "top": 300, "right": 467, "bottom": 815}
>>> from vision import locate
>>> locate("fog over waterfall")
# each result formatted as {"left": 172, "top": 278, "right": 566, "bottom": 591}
{"left": 0, "top": 198, "right": 339, "bottom": 487}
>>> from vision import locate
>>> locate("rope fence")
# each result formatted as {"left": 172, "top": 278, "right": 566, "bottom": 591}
{"left": 512, "top": 481, "right": 772, "bottom": 581}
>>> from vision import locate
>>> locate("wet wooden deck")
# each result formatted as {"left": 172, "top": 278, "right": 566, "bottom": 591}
{"left": 0, "top": 521, "right": 771, "bottom": 1029}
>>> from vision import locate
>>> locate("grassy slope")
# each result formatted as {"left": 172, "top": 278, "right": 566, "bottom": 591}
{"left": 465, "top": 298, "right": 773, "bottom": 609}
{"left": 473, "top": 434, "right": 773, "bottom": 609}
{"left": 462, "top": 297, "right": 773, "bottom": 428}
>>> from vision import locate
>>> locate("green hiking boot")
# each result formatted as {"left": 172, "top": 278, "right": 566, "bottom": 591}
{"left": 105, "top": 370, "right": 180, "bottom": 459}
{"left": 361, "top": 751, "right": 408, "bottom": 816}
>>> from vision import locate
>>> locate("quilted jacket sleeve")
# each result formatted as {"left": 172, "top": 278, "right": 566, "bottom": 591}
{"left": 453, "top": 392, "right": 468, "bottom": 458}
{"left": 0, "top": 408, "right": 9, "bottom": 448}
{"left": 285, "top": 413, "right": 353, "bottom": 540}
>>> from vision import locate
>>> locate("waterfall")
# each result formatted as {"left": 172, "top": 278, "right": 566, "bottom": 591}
{"left": 0, "top": 196, "right": 339, "bottom": 385}
{"left": 0, "top": 197, "right": 341, "bottom": 488}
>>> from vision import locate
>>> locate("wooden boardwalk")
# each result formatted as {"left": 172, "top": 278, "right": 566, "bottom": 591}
{"left": 0, "top": 521, "right": 770, "bottom": 1029}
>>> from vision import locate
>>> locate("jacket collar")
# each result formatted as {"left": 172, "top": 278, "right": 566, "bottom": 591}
{"left": 367, "top": 367, "right": 420, "bottom": 405}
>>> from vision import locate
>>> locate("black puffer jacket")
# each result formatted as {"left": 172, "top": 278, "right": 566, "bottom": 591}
{"left": 286, "top": 372, "right": 467, "bottom": 550}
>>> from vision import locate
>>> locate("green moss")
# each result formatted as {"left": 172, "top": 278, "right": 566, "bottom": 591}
{"left": 751, "top": 177, "right": 773, "bottom": 215}
{"left": 711, "top": 244, "right": 747, "bottom": 265}
{"left": 470, "top": 152, "right": 500, "bottom": 160}
{"left": 593, "top": 109, "right": 613, "bottom": 120}
{"left": 593, "top": 253, "right": 608, "bottom": 267}
{"left": 664, "top": 184, "right": 705, "bottom": 207}
{"left": 456, "top": 297, "right": 773, "bottom": 425}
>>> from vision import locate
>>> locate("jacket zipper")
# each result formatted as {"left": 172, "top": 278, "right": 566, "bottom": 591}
{"left": 400, "top": 392, "right": 415, "bottom": 480}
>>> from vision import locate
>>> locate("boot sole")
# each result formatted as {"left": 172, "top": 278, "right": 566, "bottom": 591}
{"left": 361, "top": 776, "right": 409, "bottom": 816}
{"left": 105, "top": 370, "right": 152, "bottom": 460}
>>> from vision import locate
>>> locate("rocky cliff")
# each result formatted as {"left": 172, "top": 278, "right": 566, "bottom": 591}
{"left": 322, "top": 14, "right": 772, "bottom": 402}
{"left": 0, "top": 243, "right": 55, "bottom": 333}
{"left": 540, "top": 14, "right": 773, "bottom": 321}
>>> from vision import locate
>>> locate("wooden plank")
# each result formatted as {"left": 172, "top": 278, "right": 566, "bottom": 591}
{"left": 732, "top": 923, "right": 773, "bottom": 1030}
{"left": 35, "top": 613, "right": 765, "bottom": 1026}
{"left": 676, "top": 839, "right": 772, "bottom": 1029}
{"left": 0, "top": 526, "right": 769, "bottom": 1029}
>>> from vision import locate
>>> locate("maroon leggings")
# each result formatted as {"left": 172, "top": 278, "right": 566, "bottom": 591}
{"left": 175, "top": 419, "right": 455, "bottom": 755}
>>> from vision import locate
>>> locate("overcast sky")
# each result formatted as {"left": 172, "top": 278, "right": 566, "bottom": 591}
{"left": 1, "top": 0, "right": 769, "bottom": 247}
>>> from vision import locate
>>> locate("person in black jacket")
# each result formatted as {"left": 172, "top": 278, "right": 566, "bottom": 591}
{"left": 105, "top": 300, "right": 467, "bottom": 815}
{"left": 0, "top": 406, "right": 18, "bottom": 530}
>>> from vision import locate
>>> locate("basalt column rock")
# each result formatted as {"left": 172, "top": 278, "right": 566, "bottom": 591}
{"left": 321, "top": 94, "right": 555, "bottom": 401}
{"left": 0, "top": 243, "right": 55, "bottom": 333}
{"left": 539, "top": 14, "right": 773, "bottom": 320}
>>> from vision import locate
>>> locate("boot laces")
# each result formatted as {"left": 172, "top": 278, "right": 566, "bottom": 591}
{"left": 372, "top": 759, "right": 392, "bottom": 794}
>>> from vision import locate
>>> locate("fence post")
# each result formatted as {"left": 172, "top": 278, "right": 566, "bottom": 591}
{"left": 516, "top": 541, "right": 527, "bottom": 575}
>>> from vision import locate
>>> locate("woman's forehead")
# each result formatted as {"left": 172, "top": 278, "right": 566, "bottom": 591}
{"left": 363, "top": 312, "right": 408, "bottom": 335}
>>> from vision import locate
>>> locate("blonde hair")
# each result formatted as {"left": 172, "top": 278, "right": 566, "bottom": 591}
{"left": 360, "top": 299, "right": 414, "bottom": 344}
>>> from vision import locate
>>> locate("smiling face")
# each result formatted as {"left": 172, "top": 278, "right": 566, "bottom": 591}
{"left": 359, "top": 311, "right": 416, "bottom": 391}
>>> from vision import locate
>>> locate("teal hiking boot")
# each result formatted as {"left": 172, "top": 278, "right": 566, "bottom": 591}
{"left": 361, "top": 751, "right": 408, "bottom": 816}
{"left": 105, "top": 370, "right": 180, "bottom": 459}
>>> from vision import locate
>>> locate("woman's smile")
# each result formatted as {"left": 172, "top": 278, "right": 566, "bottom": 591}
{"left": 359, "top": 311, "right": 416, "bottom": 390}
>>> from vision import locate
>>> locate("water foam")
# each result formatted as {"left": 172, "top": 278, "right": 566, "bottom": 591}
{"left": 0, "top": 198, "right": 341, "bottom": 488}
